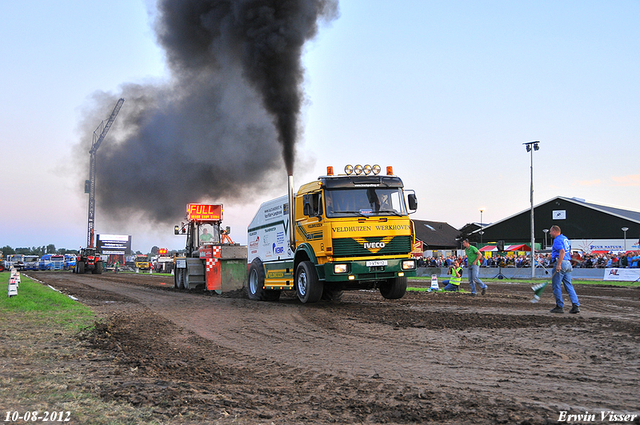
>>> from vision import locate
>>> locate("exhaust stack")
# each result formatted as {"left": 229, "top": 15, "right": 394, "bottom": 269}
{"left": 288, "top": 174, "right": 295, "bottom": 251}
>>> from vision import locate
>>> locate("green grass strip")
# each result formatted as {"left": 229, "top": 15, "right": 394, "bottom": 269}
{"left": 0, "top": 273, "right": 95, "bottom": 330}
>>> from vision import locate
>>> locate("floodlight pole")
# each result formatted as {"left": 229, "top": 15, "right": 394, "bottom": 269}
{"left": 479, "top": 208, "right": 484, "bottom": 243}
{"left": 622, "top": 227, "right": 629, "bottom": 252}
{"left": 524, "top": 141, "right": 540, "bottom": 278}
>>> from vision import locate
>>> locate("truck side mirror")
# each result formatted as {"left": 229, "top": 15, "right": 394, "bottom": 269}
{"left": 225, "top": 226, "right": 231, "bottom": 235}
{"left": 408, "top": 193, "right": 418, "bottom": 212}
{"left": 174, "top": 225, "right": 180, "bottom": 235}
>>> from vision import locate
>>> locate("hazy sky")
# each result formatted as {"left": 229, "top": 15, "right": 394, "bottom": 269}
{"left": 1, "top": 0, "right": 639, "bottom": 253}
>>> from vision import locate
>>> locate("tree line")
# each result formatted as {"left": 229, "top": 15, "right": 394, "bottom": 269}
{"left": 1, "top": 245, "right": 79, "bottom": 256}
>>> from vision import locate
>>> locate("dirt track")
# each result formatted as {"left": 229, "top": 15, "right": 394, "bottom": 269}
{"left": 34, "top": 272, "right": 640, "bottom": 424}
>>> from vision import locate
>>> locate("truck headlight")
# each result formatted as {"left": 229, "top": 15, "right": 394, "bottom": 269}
{"left": 402, "top": 260, "right": 416, "bottom": 270}
{"left": 334, "top": 264, "right": 348, "bottom": 274}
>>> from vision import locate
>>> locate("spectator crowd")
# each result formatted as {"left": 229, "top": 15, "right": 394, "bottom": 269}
{"left": 417, "top": 250, "right": 640, "bottom": 269}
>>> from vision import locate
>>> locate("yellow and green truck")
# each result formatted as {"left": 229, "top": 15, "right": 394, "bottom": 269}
{"left": 134, "top": 254, "right": 151, "bottom": 270}
{"left": 247, "top": 164, "right": 418, "bottom": 303}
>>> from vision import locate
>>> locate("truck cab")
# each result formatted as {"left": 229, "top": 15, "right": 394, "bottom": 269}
{"left": 63, "top": 254, "right": 77, "bottom": 270}
{"left": 134, "top": 255, "right": 151, "bottom": 270}
{"left": 39, "top": 254, "right": 65, "bottom": 271}
{"left": 23, "top": 255, "right": 40, "bottom": 271}
{"left": 247, "top": 164, "right": 418, "bottom": 303}
{"left": 4, "top": 254, "right": 25, "bottom": 271}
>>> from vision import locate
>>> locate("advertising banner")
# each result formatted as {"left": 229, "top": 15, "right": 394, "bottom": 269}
{"left": 603, "top": 268, "right": 640, "bottom": 282}
{"left": 97, "top": 234, "right": 132, "bottom": 255}
{"left": 411, "top": 240, "right": 423, "bottom": 258}
{"left": 571, "top": 239, "right": 639, "bottom": 254}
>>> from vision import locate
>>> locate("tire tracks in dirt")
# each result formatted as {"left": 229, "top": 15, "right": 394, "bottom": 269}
{"left": 36, "top": 272, "right": 640, "bottom": 423}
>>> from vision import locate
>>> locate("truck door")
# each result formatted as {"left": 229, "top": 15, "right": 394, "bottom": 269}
{"left": 300, "top": 192, "right": 324, "bottom": 248}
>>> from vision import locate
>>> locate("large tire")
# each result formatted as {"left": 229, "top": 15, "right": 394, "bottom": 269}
{"left": 76, "top": 261, "right": 85, "bottom": 274}
{"left": 180, "top": 269, "right": 188, "bottom": 289}
{"left": 295, "top": 261, "right": 323, "bottom": 304}
{"left": 174, "top": 268, "right": 182, "bottom": 289}
{"left": 184, "top": 272, "right": 195, "bottom": 290}
{"left": 380, "top": 276, "right": 407, "bottom": 299}
{"left": 246, "top": 258, "right": 280, "bottom": 301}
{"left": 93, "top": 261, "right": 103, "bottom": 274}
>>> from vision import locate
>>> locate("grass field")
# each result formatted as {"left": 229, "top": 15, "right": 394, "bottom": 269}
{"left": 0, "top": 273, "right": 160, "bottom": 425}
{"left": 1, "top": 273, "right": 95, "bottom": 329}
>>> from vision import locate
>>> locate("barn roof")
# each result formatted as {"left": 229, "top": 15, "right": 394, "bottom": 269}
{"left": 467, "top": 196, "right": 640, "bottom": 242}
{"left": 475, "top": 196, "right": 640, "bottom": 232}
{"left": 413, "top": 219, "right": 459, "bottom": 249}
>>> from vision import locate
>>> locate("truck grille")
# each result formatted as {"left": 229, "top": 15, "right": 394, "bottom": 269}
{"left": 332, "top": 236, "right": 411, "bottom": 257}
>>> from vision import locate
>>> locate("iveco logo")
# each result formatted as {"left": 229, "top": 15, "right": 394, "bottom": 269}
{"left": 364, "top": 242, "right": 386, "bottom": 249}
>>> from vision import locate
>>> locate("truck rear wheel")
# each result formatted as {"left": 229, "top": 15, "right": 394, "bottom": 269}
{"left": 296, "top": 261, "right": 323, "bottom": 304}
{"left": 247, "top": 258, "right": 280, "bottom": 301}
{"left": 380, "top": 276, "right": 407, "bottom": 299}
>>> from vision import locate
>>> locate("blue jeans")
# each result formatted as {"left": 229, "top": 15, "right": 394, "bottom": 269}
{"left": 552, "top": 260, "right": 580, "bottom": 308}
{"left": 468, "top": 264, "right": 487, "bottom": 294}
{"left": 443, "top": 282, "right": 459, "bottom": 291}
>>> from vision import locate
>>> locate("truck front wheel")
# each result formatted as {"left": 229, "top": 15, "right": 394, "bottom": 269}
{"left": 380, "top": 276, "right": 407, "bottom": 299}
{"left": 296, "top": 261, "right": 323, "bottom": 304}
{"left": 247, "top": 258, "right": 280, "bottom": 301}
{"left": 76, "top": 261, "right": 85, "bottom": 274}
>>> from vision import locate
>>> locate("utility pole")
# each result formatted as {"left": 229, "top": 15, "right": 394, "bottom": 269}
{"left": 86, "top": 98, "right": 124, "bottom": 247}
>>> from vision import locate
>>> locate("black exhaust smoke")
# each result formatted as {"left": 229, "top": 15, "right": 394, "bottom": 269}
{"left": 76, "top": 0, "right": 338, "bottom": 225}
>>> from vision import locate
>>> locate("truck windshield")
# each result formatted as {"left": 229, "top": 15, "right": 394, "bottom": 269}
{"left": 324, "top": 188, "right": 407, "bottom": 218}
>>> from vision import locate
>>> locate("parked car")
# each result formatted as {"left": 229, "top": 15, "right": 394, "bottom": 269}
{"left": 39, "top": 254, "right": 65, "bottom": 271}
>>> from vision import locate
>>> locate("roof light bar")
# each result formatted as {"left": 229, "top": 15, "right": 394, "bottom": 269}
{"left": 344, "top": 164, "right": 383, "bottom": 175}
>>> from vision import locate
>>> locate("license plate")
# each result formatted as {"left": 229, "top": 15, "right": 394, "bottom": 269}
{"left": 366, "top": 260, "right": 387, "bottom": 267}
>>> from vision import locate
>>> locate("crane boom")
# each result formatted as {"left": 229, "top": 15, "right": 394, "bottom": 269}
{"left": 86, "top": 98, "right": 124, "bottom": 247}
{"left": 90, "top": 98, "right": 124, "bottom": 154}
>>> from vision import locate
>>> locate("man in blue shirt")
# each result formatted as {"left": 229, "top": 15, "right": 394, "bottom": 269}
{"left": 549, "top": 225, "right": 580, "bottom": 314}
